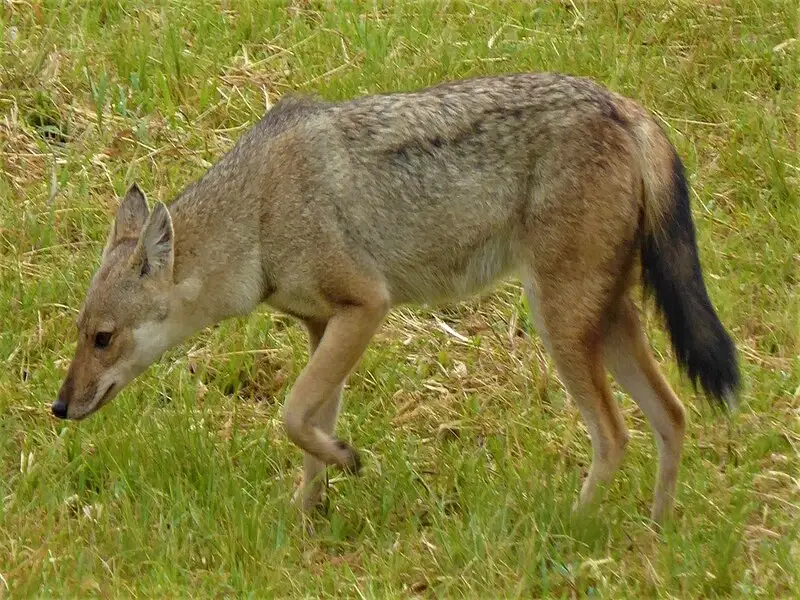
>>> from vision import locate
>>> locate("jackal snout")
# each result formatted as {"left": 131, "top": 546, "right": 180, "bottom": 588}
{"left": 51, "top": 378, "right": 70, "bottom": 419}
{"left": 53, "top": 335, "right": 124, "bottom": 420}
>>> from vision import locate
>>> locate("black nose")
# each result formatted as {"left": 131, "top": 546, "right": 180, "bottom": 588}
{"left": 51, "top": 399, "right": 68, "bottom": 419}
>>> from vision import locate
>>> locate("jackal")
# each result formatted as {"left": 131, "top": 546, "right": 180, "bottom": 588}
{"left": 54, "top": 73, "right": 740, "bottom": 523}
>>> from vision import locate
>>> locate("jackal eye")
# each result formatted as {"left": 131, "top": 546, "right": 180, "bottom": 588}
{"left": 94, "top": 331, "right": 113, "bottom": 349}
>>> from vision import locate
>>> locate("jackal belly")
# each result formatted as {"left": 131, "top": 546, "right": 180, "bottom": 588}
{"left": 383, "top": 232, "right": 518, "bottom": 305}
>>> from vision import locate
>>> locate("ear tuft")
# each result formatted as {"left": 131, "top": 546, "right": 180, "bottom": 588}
{"left": 133, "top": 202, "right": 174, "bottom": 279}
{"left": 104, "top": 183, "right": 149, "bottom": 256}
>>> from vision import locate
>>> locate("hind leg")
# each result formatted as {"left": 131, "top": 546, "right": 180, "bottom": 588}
{"left": 524, "top": 277, "right": 630, "bottom": 511}
{"left": 519, "top": 118, "right": 645, "bottom": 513}
{"left": 604, "top": 298, "right": 686, "bottom": 523}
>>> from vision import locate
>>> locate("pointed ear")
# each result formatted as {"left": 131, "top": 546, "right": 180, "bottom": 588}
{"left": 104, "top": 183, "right": 149, "bottom": 257}
{"left": 130, "top": 202, "right": 174, "bottom": 280}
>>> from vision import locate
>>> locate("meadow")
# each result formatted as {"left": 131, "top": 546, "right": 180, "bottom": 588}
{"left": 1, "top": 1, "right": 798, "bottom": 597}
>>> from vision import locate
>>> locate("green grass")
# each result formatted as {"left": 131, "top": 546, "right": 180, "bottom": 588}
{"left": 1, "top": 0, "right": 798, "bottom": 597}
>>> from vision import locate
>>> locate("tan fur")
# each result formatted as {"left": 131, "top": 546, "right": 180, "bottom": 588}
{"left": 54, "top": 73, "right": 738, "bottom": 524}
{"left": 604, "top": 299, "right": 686, "bottom": 521}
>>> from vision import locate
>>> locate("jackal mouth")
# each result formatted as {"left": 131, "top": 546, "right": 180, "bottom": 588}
{"left": 72, "top": 382, "right": 117, "bottom": 420}
{"left": 96, "top": 382, "right": 117, "bottom": 410}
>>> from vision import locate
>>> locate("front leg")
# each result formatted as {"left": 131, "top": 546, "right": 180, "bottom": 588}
{"left": 292, "top": 319, "right": 345, "bottom": 512}
{"left": 294, "top": 383, "right": 344, "bottom": 512}
{"left": 283, "top": 296, "right": 388, "bottom": 509}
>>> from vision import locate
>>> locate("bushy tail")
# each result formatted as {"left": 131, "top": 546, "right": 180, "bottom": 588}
{"left": 632, "top": 122, "right": 740, "bottom": 407}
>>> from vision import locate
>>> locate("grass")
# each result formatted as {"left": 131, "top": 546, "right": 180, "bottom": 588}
{"left": 1, "top": 0, "right": 798, "bottom": 597}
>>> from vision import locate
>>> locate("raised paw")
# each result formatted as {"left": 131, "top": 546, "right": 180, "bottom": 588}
{"left": 334, "top": 439, "right": 362, "bottom": 475}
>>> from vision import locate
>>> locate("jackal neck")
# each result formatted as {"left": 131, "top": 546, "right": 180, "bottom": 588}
{"left": 159, "top": 159, "right": 266, "bottom": 327}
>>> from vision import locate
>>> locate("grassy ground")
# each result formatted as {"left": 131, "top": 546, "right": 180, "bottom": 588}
{"left": 1, "top": 1, "right": 798, "bottom": 597}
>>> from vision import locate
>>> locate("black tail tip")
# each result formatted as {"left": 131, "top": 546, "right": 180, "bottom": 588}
{"left": 682, "top": 327, "right": 741, "bottom": 411}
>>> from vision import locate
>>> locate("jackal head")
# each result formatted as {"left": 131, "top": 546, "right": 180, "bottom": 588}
{"left": 53, "top": 184, "right": 181, "bottom": 420}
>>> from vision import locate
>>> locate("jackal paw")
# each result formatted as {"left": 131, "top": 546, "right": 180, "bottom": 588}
{"left": 293, "top": 483, "right": 328, "bottom": 515}
{"left": 334, "top": 440, "right": 362, "bottom": 475}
